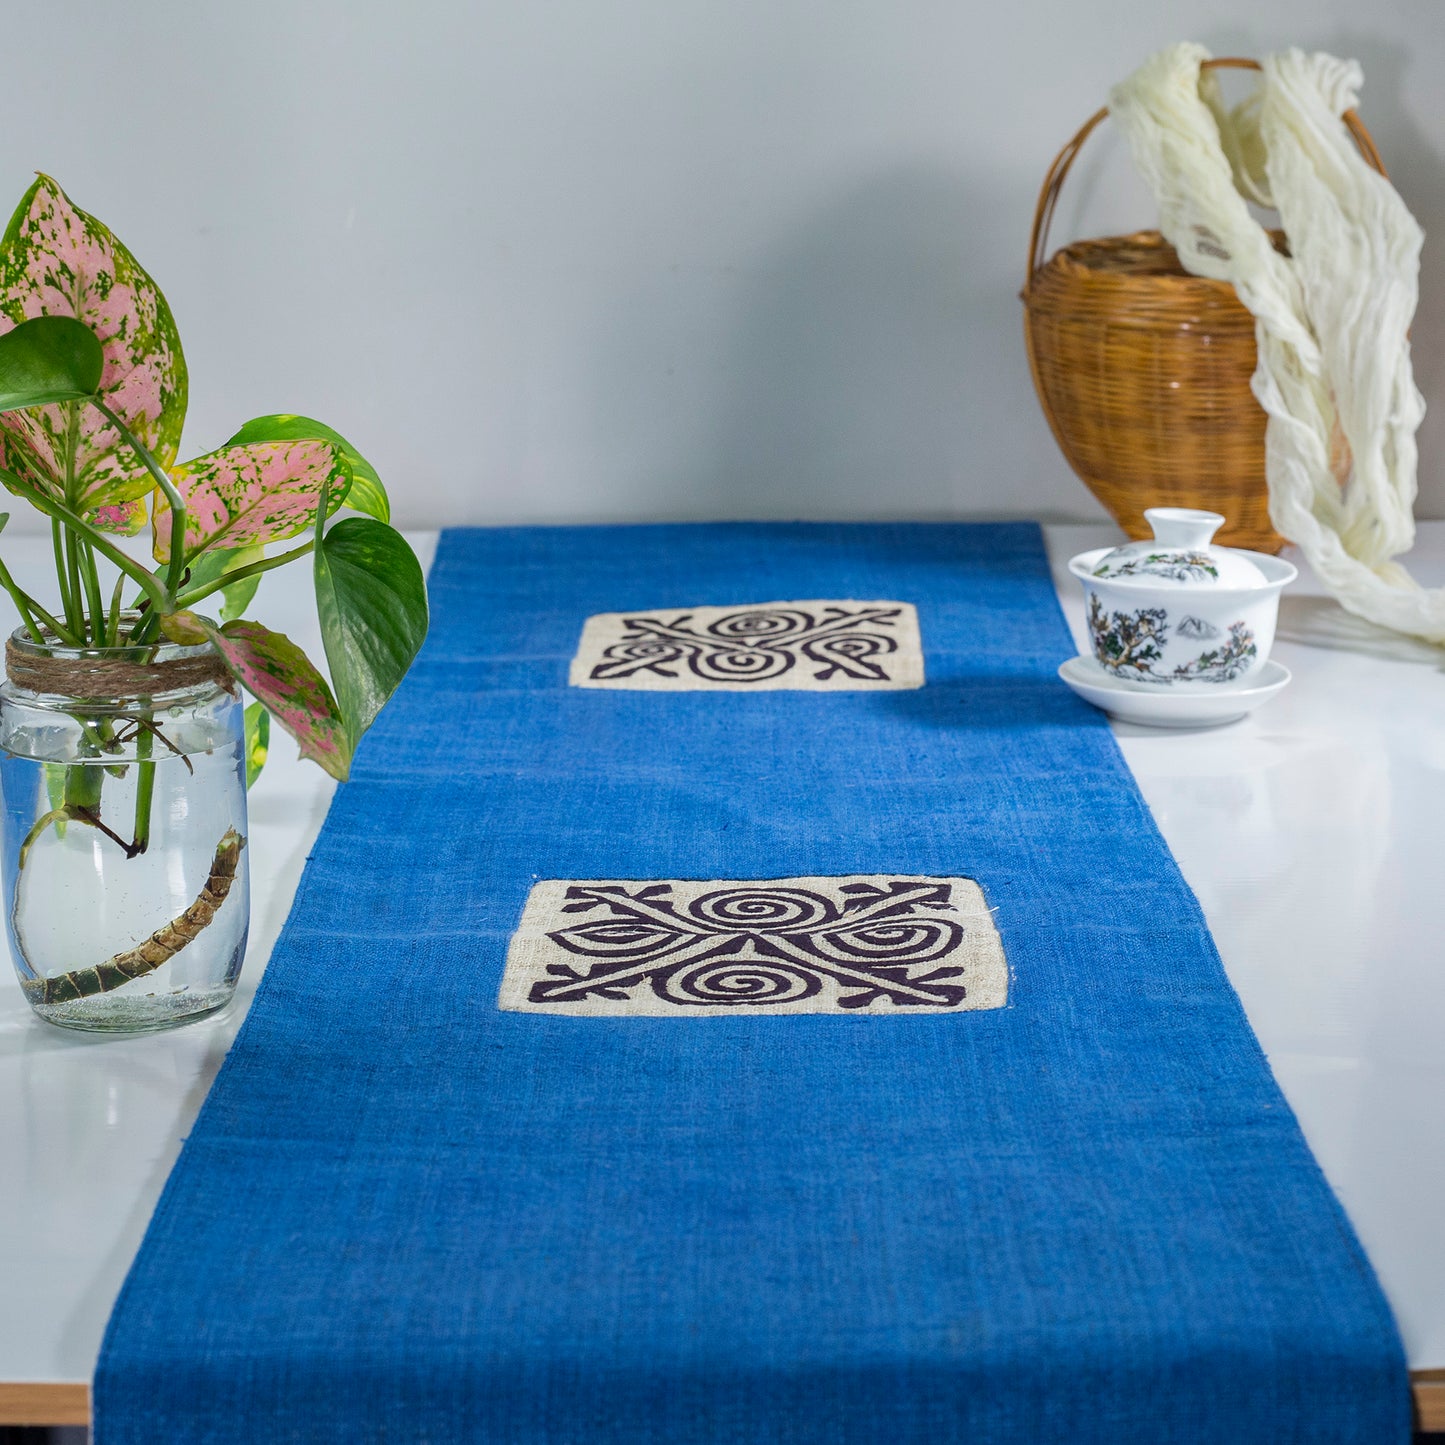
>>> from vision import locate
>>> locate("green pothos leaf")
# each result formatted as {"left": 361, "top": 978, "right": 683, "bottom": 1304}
{"left": 184, "top": 544, "right": 246, "bottom": 589}
{"left": 179, "top": 540, "right": 267, "bottom": 620}
{"left": 220, "top": 558, "right": 265, "bottom": 622}
{"left": 336, "top": 472, "right": 388, "bottom": 524}
{"left": 154, "top": 439, "right": 351, "bottom": 562}
{"left": 224, "top": 414, "right": 388, "bottom": 522}
{"left": 0, "top": 315, "right": 103, "bottom": 412}
{"left": 314, "top": 517, "right": 427, "bottom": 752}
{"left": 0, "top": 175, "right": 187, "bottom": 510}
{"left": 243, "top": 701, "right": 270, "bottom": 788}
{"left": 168, "top": 611, "right": 351, "bottom": 781}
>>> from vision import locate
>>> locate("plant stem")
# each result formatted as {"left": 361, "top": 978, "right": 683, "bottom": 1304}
{"left": 17, "top": 807, "right": 70, "bottom": 872}
{"left": 175, "top": 539, "right": 314, "bottom": 608}
{"left": 91, "top": 401, "right": 190, "bottom": 600}
{"left": 126, "top": 605, "right": 163, "bottom": 646}
{"left": 60, "top": 402, "right": 87, "bottom": 637}
{"left": 63, "top": 526, "right": 85, "bottom": 636}
{"left": 22, "top": 828, "right": 244, "bottom": 1006}
{"left": 132, "top": 720, "right": 155, "bottom": 855}
{"left": 1, "top": 474, "right": 170, "bottom": 615}
{"left": 62, "top": 761, "right": 103, "bottom": 815}
{"left": 0, "top": 553, "right": 71, "bottom": 644}
{"left": 50, "top": 519, "right": 74, "bottom": 627}
{"left": 77, "top": 537, "right": 107, "bottom": 645}
{"left": 106, "top": 570, "right": 126, "bottom": 645}
{"left": 18, "top": 763, "right": 124, "bottom": 870}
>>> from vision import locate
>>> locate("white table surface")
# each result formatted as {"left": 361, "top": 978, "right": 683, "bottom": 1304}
{"left": 2, "top": 523, "right": 1442, "bottom": 1402}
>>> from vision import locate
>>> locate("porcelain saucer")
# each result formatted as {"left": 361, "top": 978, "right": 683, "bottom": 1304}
{"left": 1057, "top": 655, "right": 1292, "bottom": 729}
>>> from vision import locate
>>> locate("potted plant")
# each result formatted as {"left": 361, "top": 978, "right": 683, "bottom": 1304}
{"left": 0, "top": 175, "right": 428, "bottom": 1032}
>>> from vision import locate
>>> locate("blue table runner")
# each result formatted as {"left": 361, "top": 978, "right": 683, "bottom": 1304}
{"left": 95, "top": 522, "right": 1407, "bottom": 1443}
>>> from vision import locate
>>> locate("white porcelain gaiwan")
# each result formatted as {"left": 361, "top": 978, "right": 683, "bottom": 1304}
{"left": 1068, "top": 508, "right": 1297, "bottom": 692}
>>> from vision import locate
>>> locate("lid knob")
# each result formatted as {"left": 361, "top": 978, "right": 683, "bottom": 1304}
{"left": 1144, "top": 507, "right": 1225, "bottom": 550}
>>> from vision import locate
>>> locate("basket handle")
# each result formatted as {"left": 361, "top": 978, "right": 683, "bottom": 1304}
{"left": 1023, "top": 56, "right": 1387, "bottom": 296}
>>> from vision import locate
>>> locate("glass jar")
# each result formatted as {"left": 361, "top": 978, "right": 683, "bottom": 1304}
{"left": 0, "top": 627, "right": 249, "bottom": 1032}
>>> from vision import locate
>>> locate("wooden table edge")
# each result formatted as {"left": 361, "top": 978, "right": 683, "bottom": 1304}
{"left": 4, "top": 1374, "right": 1443, "bottom": 1430}
{"left": 0, "top": 1379, "right": 90, "bottom": 1426}
{"left": 1418, "top": 1369, "right": 1445, "bottom": 1433}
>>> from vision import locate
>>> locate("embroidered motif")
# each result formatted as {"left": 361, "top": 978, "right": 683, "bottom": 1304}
{"left": 568, "top": 601, "right": 923, "bottom": 691}
{"left": 499, "top": 875, "right": 1007, "bottom": 1015}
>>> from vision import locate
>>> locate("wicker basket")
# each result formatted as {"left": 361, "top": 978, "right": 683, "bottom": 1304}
{"left": 1022, "top": 57, "right": 1385, "bottom": 553}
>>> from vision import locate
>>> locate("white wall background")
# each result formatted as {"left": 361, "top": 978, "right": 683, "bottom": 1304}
{"left": 2, "top": 0, "right": 1442, "bottom": 530}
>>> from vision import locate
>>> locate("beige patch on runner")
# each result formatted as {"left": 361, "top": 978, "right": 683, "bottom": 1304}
{"left": 568, "top": 601, "right": 924, "bottom": 691}
{"left": 499, "top": 876, "right": 1006, "bottom": 1016}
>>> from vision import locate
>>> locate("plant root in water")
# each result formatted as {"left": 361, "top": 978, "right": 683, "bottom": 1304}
{"left": 21, "top": 828, "right": 246, "bottom": 1005}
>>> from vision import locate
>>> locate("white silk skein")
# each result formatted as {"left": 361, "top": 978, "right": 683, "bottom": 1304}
{"left": 1108, "top": 44, "right": 1439, "bottom": 642}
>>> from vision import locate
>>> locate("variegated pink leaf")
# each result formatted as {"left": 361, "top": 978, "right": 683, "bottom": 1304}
{"left": 87, "top": 498, "right": 148, "bottom": 536}
{"left": 154, "top": 439, "right": 349, "bottom": 562}
{"left": 0, "top": 431, "right": 44, "bottom": 499}
{"left": 0, "top": 176, "right": 187, "bottom": 509}
{"left": 172, "top": 611, "right": 352, "bottom": 781}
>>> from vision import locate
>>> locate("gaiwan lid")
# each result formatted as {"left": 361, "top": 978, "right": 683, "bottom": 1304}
{"left": 1090, "top": 508, "right": 1267, "bottom": 589}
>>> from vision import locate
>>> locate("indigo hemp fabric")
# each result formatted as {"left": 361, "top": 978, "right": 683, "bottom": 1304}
{"left": 94, "top": 524, "right": 1407, "bottom": 1444}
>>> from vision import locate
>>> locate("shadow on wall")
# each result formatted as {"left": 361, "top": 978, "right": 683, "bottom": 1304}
{"left": 607, "top": 166, "right": 1088, "bottom": 524}
{"left": 585, "top": 33, "right": 1445, "bottom": 529}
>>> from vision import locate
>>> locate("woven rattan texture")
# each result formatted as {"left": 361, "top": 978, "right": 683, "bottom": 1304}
{"left": 1021, "top": 58, "right": 1384, "bottom": 554}
{"left": 1026, "top": 230, "right": 1279, "bottom": 551}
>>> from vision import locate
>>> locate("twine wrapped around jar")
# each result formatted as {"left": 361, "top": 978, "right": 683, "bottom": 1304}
{"left": 4, "top": 636, "right": 234, "bottom": 699}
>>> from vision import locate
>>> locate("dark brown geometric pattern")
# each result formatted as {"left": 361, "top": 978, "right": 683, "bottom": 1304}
{"left": 569, "top": 601, "right": 924, "bottom": 691}
{"left": 500, "top": 876, "right": 1007, "bottom": 1015}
